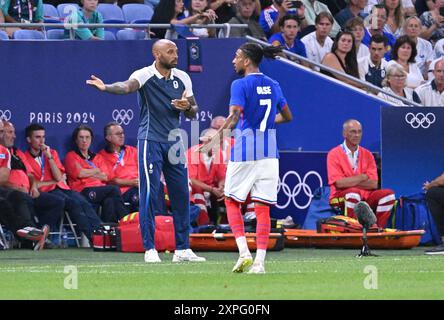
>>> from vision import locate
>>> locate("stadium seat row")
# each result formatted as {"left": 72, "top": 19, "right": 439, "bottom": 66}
{"left": 0, "top": 29, "right": 148, "bottom": 40}
{"left": 43, "top": 3, "right": 154, "bottom": 24}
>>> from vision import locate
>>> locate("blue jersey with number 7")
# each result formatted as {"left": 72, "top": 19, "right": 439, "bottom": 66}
{"left": 229, "top": 73, "right": 288, "bottom": 162}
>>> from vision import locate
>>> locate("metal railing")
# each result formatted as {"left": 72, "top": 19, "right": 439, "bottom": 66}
{"left": 0, "top": 22, "right": 248, "bottom": 40}
{"left": 246, "top": 36, "right": 422, "bottom": 107}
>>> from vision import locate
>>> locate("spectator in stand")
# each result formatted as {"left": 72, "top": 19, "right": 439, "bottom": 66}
{"left": 64, "top": 125, "right": 127, "bottom": 223}
{"left": 334, "top": 0, "right": 368, "bottom": 30}
{"left": 377, "top": 63, "right": 421, "bottom": 105}
{"left": 151, "top": 0, "right": 216, "bottom": 39}
{"left": 64, "top": 0, "right": 104, "bottom": 40}
{"left": 209, "top": 0, "right": 240, "bottom": 23}
{"left": 301, "top": 0, "right": 341, "bottom": 37}
{"left": 415, "top": 59, "right": 444, "bottom": 106}
{"left": 181, "top": 0, "right": 218, "bottom": 37}
{"left": 327, "top": 119, "right": 396, "bottom": 228}
{"left": 365, "top": 0, "right": 415, "bottom": 17}
{"left": 358, "top": 34, "right": 389, "bottom": 87}
{"left": 382, "top": 0, "right": 404, "bottom": 38}
{"left": 23, "top": 124, "right": 102, "bottom": 243}
{"left": 301, "top": 11, "right": 334, "bottom": 68}
{"left": 187, "top": 128, "right": 226, "bottom": 225}
{"left": 269, "top": 14, "right": 307, "bottom": 62}
{"left": 345, "top": 17, "right": 370, "bottom": 59}
{"left": 387, "top": 35, "right": 425, "bottom": 88}
{"left": 434, "top": 37, "right": 444, "bottom": 59}
{"left": 321, "top": 31, "right": 361, "bottom": 87}
{"left": 0, "top": 121, "right": 49, "bottom": 250}
{"left": 362, "top": 4, "right": 396, "bottom": 61}
{"left": 98, "top": 122, "right": 139, "bottom": 213}
{"left": 1, "top": 121, "right": 65, "bottom": 241}
{"left": 415, "top": 0, "right": 435, "bottom": 16}
{"left": 420, "top": 0, "right": 444, "bottom": 45}
{"left": 1, "top": 0, "right": 43, "bottom": 38}
{"left": 403, "top": 16, "right": 433, "bottom": 79}
{"left": 259, "top": 0, "right": 306, "bottom": 37}
{"left": 228, "top": 0, "right": 267, "bottom": 40}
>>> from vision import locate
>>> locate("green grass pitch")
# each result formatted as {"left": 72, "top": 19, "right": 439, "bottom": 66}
{"left": 0, "top": 247, "right": 443, "bottom": 300}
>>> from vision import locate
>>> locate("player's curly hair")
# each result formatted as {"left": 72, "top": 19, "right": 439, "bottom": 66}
{"left": 239, "top": 43, "right": 282, "bottom": 66}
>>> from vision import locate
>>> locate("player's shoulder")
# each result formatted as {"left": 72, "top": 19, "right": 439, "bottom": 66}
{"left": 172, "top": 68, "right": 192, "bottom": 83}
{"left": 132, "top": 65, "right": 156, "bottom": 79}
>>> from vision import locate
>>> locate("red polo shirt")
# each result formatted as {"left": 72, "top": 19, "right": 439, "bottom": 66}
{"left": 24, "top": 149, "right": 70, "bottom": 193}
{"left": 64, "top": 150, "right": 108, "bottom": 192}
{"left": 98, "top": 145, "right": 138, "bottom": 194}
{"left": 186, "top": 144, "right": 226, "bottom": 188}
{"left": 7, "top": 147, "right": 32, "bottom": 191}
{"left": 0, "top": 145, "right": 11, "bottom": 169}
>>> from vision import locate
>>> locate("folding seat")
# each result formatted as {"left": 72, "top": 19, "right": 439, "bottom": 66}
{"left": 122, "top": 4, "right": 154, "bottom": 24}
{"left": 13, "top": 30, "right": 45, "bottom": 40}
{"left": 116, "top": 29, "right": 146, "bottom": 40}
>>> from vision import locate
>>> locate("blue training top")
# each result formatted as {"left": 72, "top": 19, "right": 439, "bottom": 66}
{"left": 129, "top": 62, "right": 194, "bottom": 142}
{"left": 229, "top": 73, "right": 288, "bottom": 162}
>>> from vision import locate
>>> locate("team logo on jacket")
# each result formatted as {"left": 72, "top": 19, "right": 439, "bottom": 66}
{"left": 88, "top": 191, "right": 97, "bottom": 200}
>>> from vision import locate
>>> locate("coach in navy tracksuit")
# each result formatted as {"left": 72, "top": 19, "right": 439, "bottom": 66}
{"left": 86, "top": 39, "right": 206, "bottom": 263}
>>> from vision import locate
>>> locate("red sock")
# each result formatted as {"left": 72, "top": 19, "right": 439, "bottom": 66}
{"left": 255, "top": 204, "right": 270, "bottom": 250}
{"left": 225, "top": 198, "right": 244, "bottom": 239}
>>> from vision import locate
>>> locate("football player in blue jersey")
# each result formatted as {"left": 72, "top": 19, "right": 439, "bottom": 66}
{"left": 200, "top": 43, "right": 293, "bottom": 273}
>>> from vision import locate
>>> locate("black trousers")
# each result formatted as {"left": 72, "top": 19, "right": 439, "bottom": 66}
{"left": 426, "top": 186, "right": 444, "bottom": 237}
{"left": 0, "top": 187, "right": 36, "bottom": 233}
{"left": 81, "top": 185, "right": 128, "bottom": 223}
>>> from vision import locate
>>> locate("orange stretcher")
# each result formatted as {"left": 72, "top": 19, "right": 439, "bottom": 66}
{"left": 189, "top": 232, "right": 285, "bottom": 251}
{"left": 284, "top": 229, "right": 425, "bottom": 249}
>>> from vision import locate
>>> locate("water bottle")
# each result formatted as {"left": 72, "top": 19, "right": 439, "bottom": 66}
{"left": 61, "top": 231, "right": 68, "bottom": 248}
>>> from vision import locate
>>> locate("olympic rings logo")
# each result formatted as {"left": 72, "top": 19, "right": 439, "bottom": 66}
{"left": 112, "top": 109, "right": 134, "bottom": 125}
{"left": 277, "top": 170, "right": 323, "bottom": 210}
{"left": 0, "top": 110, "right": 12, "bottom": 121}
{"left": 405, "top": 112, "right": 436, "bottom": 129}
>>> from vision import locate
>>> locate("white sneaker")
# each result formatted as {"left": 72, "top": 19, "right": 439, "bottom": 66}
{"left": 172, "top": 249, "right": 206, "bottom": 262}
{"left": 248, "top": 261, "right": 265, "bottom": 274}
{"left": 232, "top": 254, "right": 253, "bottom": 273}
{"left": 144, "top": 249, "right": 161, "bottom": 263}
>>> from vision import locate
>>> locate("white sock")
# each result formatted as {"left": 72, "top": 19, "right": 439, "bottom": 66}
{"left": 255, "top": 249, "right": 267, "bottom": 264}
{"left": 174, "top": 249, "right": 184, "bottom": 255}
{"left": 236, "top": 236, "right": 250, "bottom": 257}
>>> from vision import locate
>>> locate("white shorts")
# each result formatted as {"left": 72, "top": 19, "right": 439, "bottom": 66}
{"left": 224, "top": 158, "right": 279, "bottom": 205}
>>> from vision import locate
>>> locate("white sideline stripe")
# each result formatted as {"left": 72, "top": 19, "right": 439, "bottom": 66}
{"left": 376, "top": 205, "right": 394, "bottom": 212}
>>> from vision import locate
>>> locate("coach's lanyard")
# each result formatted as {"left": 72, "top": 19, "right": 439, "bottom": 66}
{"left": 84, "top": 158, "right": 96, "bottom": 169}
{"left": 113, "top": 149, "right": 125, "bottom": 171}
{"left": 38, "top": 154, "right": 45, "bottom": 181}
{"left": 341, "top": 142, "right": 359, "bottom": 172}
{"left": 17, "top": 0, "right": 33, "bottom": 22}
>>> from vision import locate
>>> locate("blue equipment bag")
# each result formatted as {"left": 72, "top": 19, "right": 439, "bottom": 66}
{"left": 390, "top": 192, "right": 442, "bottom": 245}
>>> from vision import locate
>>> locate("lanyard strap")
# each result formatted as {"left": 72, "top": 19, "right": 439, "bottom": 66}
{"left": 112, "top": 150, "right": 125, "bottom": 171}
{"left": 85, "top": 158, "right": 97, "bottom": 169}
{"left": 341, "top": 142, "right": 359, "bottom": 171}
{"left": 39, "top": 153, "right": 45, "bottom": 181}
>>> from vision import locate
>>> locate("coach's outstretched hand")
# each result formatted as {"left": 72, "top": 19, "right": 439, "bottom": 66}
{"left": 86, "top": 75, "right": 106, "bottom": 91}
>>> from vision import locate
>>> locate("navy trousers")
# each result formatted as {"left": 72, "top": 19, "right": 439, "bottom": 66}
{"left": 138, "top": 140, "right": 190, "bottom": 250}
{"left": 49, "top": 188, "right": 102, "bottom": 240}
